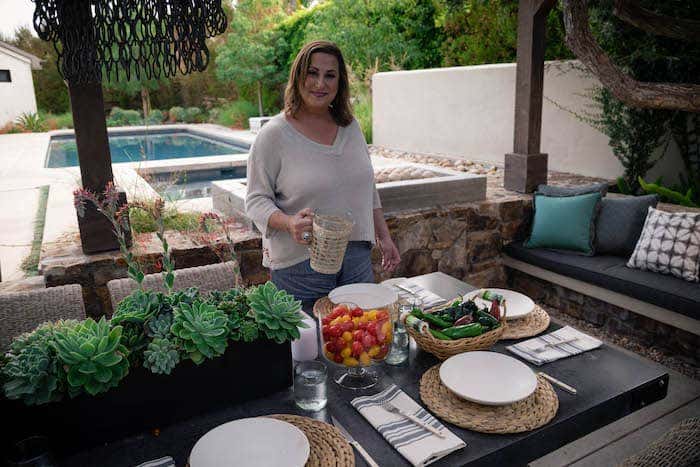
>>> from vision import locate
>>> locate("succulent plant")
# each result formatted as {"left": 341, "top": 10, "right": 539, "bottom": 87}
{"left": 247, "top": 282, "right": 307, "bottom": 344}
{"left": 52, "top": 318, "right": 130, "bottom": 397}
{"left": 111, "top": 290, "right": 164, "bottom": 326}
{"left": 1, "top": 323, "right": 65, "bottom": 405}
{"left": 143, "top": 338, "right": 180, "bottom": 375}
{"left": 146, "top": 312, "right": 174, "bottom": 338}
{"left": 171, "top": 302, "right": 229, "bottom": 364}
{"left": 227, "top": 313, "right": 259, "bottom": 343}
{"left": 167, "top": 287, "right": 200, "bottom": 308}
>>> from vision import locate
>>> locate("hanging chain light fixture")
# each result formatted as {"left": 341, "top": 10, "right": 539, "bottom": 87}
{"left": 32, "top": 0, "right": 228, "bottom": 84}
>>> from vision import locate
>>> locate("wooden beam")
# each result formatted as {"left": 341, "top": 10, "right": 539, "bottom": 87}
{"left": 562, "top": 0, "right": 700, "bottom": 112}
{"left": 614, "top": 0, "right": 700, "bottom": 42}
{"left": 505, "top": 0, "right": 556, "bottom": 193}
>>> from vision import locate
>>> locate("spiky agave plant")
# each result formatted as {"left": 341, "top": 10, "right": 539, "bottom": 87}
{"left": 247, "top": 282, "right": 307, "bottom": 344}
{"left": 171, "top": 301, "right": 229, "bottom": 364}
{"left": 52, "top": 318, "right": 129, "bottom": 397}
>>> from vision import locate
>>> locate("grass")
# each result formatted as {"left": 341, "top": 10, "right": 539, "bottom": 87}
{"left": 20, "top": 185, "right": 50, "bottom": 276}
{"left": 353, "top": 86, "right": 372, "bottom": 144}
{"left": 129, "top": 206, "right": 201, "bottom": 234}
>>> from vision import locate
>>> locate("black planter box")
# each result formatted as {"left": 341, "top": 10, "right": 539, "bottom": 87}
{"left": 2, "top": 339, "right": 292, "bottom": 457}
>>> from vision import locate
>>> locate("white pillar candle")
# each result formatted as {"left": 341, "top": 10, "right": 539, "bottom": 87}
{"left": 291, "top": 312, "right": 319, "bottom": 362}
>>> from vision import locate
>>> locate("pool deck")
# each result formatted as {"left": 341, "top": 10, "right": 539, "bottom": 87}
{"left": 0, "top": 124, "right": 255, "bottom": 280}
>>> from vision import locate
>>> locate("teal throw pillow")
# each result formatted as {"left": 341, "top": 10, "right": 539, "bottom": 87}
{"left": 525, "top": 192, "right": 602, "bottom": 255}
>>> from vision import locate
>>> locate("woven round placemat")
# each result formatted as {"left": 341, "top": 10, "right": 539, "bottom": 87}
{"left": 419, "top": 365, "right": 558, "bottom": 434}
{"left": 501, "top": 305, "right": 551, "bottom": 340}
{"left": 267, "top": 414, "right": 355, "bottom": 467}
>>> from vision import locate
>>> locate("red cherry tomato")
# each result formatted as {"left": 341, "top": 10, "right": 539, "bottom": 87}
{"left": 335, "top": 337, "right": 347, "bottom": 350}
{"left": 351, "top": 341, "right": 363, "bottom": 358}
{"left": 333, "top": 353, "right": 344, "bottom": 363}
{"left": 352, "top": 330, "right": 363, "bottom": 341}
{"left": 326, "top": 342, "right": 337, "bottom": 353}
{"left": 351, "top": 307, "right": 364, "bottom": 317}
{"left": 322, "top": 325, "right": 331, "bottom": 341}
{"left": 376, "top": 310, "right": 389, "bottom": 321}
{"left": 366, "top": 323, "right": 377, "bottom": 336}
{"left": 322, "top": 316, "right": 331, "bottom": 325}
{"left": 358, "top": 322, "right": 368, "bottom": 331}
{"left": 328, "top": 326, "right": 342, "bottom": 338}
{"left": 341, "top": 321, "right": 354, "bottom": 333}
{"left": 362, "top": 333, "right": 377, "bottom": 350}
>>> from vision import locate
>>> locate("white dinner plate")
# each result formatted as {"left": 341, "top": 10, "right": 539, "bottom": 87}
{"left": 439, "top": 351, "right": 538, "bottom": 406}
{"left": 329, "top": 283, "right": 398, "bottom": 310}
{"left": 189, "top": 417, "right": 310, "bottom": 467}
{"left": 463, "top": 288, "right": 535, "bottom": 320}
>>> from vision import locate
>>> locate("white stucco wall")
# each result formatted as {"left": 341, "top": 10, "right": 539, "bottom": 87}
{"left": 0, "top": 48, "right": 39, "bottom": 127}
{"left": 373, "top": 60, "right": 682, "bottom": 182}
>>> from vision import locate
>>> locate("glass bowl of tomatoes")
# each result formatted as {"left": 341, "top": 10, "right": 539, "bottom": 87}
{"left": 319, "top": 302, "right": 393, "bottom": 389}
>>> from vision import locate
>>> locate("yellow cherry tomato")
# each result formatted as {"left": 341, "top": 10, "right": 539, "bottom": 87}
{"left": 342, "top": 331, "right": 353, "bottom": 342}
{"left": 381, "top": 321, "right": 392, "bottom": 335}
{"left": 352, "top": 317, "right": 361, "bottom": 327}
{"left": 340, "top": 347, "right": 352, "bottom": 358}
{"left": 368, "top": 345, "right": 380, "bottom": 357}
{"left": 343, "top": 357, "right": 359, "bottom": 367}
{"left": 359, "top": 352, "right": 371, "bottom": 366}
{"left": 367, "top": 310, "right": 378, "bottom": 320}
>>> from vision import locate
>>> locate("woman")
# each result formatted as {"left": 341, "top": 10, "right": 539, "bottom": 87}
{"left": 245, "top": 40, "right": 400, "bottom": 308}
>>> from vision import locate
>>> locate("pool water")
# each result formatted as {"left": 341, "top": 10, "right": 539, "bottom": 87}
{"left": 46, "top": 132, "right": 248, "bottom": 168}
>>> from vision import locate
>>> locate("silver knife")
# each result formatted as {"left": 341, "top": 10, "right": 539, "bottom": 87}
{"left": 331, "top": 415, "right": 379, "bottom": 467}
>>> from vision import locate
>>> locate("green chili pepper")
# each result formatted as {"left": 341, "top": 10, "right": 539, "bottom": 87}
{"left": 441, "top": 323, "right": 484, "bottom": 339}
{"left": 474, "top": 309, "right": 500, "bottom": 330}
{"left": 412, "top": 309, "right": 453, "bottom": 329}
{"left": 429, "top": 329, "right": 452, "bottom": 340}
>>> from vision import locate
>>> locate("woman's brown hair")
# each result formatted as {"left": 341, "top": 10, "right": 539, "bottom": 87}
{"left": 284, "top": 40, "right": 353, "bottom": 126}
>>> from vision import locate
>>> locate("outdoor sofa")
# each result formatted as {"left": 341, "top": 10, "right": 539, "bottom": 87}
{"left": 503, "top": 184, "right": 700, "bottom": 343}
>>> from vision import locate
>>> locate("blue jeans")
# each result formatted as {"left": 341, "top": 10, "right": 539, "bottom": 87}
{"left": 271, "top": 241, "right": 375, "bottom": 310}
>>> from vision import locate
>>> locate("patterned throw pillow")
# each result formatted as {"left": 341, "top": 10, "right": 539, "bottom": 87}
{"left": 627, "top": 207, "right": 700, "bottom": 282}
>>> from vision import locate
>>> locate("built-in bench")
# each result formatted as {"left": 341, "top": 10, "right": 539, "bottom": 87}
{"left": 503, "top": 242, "right": 699, "bottom": 365}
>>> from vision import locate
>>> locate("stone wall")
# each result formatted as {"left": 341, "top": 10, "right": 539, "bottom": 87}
{"left": 40, "top": 230, "right": 268, "bottom": 318}
{"left": 372, "top": 198, "right": 532, "bottom": 288}
{"left": 507, "top": 267, "right": 699, "bottom": 366}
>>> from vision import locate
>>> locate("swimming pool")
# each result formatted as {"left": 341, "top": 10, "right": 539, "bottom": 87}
{"left": 46, "top": 130, "right": 249, "bottom": 168}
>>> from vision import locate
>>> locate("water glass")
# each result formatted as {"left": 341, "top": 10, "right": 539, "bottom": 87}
{"left": 294, "top": 361, "right": 328, "bottom": 411}
{"left": 386, "top": 297, "right": 421, "bottom": 365}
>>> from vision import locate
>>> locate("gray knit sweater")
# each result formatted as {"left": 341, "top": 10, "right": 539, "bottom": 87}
{"left": 245, "top": 113, "right": 381, "bottom": 269}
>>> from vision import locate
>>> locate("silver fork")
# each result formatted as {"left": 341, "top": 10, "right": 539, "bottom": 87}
{"left": 379, "top": 400, "right": 446, "bottom": 438}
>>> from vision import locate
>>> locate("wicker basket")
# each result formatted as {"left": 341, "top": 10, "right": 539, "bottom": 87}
{"left": 407, "top": 300, "right": 507, "bottom": 360}
{"left": 309, "top": 213, "right": 354, "bottom": 274}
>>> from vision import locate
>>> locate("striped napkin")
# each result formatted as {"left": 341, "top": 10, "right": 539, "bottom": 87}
{"left": 506, "top": 326, "right": 602, "bottom": 365}
{"left": 351, "top": 384, "right": 465, "bottom": 467}
{"left": 387, "top": 280, "right": 447, "bottom": 309}
{"left": 135, "top": 456, "right": 175, "bottom": 467}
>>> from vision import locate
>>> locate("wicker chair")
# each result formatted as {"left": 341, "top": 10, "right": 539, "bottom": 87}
{"left": 0, "top": 284, "right": 86, "bottom": 352}
{"left": 107, "top": 261, "right": 239, "bottom": 310}
{"left": 619, "top": 418, "right": 700, "bottom": 467}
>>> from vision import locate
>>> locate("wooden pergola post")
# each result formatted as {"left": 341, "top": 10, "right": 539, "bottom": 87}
{"left": 504, "top": 0, "right": 557, "bottom": 193}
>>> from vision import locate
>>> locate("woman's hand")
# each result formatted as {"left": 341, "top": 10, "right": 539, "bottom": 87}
{"left": 287, "top": 208, "right": 314, "bottom": 245}
{"left": 377, "top": 235, "right": 400, "bottom": 272}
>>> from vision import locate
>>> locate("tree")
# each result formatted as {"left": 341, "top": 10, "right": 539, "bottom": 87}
{"left": 216, "top": 0, "right": 287, "bottom": 116}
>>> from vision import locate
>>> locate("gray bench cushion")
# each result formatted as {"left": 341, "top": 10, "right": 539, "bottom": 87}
{"left": 505, "top": 242, "right": 700, "bottom": 320}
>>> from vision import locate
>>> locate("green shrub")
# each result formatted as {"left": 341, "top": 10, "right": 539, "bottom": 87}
{"left": 44, "top": 112, "right": 74, "bottom": 130}
{"left": 214, "top": 100, "right": 259, "bottom": 128}
{"left": 353, "top": 87, "right": 372, "bottom": 144}
{"left": 107, "top": 107, "right": 143, "bottom": 127}
{"left": 183, "top": 107, "right": 204, "bottom": 123}
{"left": 145, "top": 109, "right": 165, "bottom": 124}
{"left": 168, "top": 106, "right": 185, "bottom": 123}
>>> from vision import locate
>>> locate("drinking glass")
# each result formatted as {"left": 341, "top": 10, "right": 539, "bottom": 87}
{"left": 386, "top": 296, "right": 422, "bottom": 365}
{"left": 294, "top": 361, "right": 328, "bottom": 411}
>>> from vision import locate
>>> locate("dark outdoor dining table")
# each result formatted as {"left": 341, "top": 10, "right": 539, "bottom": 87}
{"left": 62, "top": 272, "right": 669, "bottom": 467}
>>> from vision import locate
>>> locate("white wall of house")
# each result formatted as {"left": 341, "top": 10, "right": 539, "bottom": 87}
{"left": 373, "top": 60, "right": 683, "bottom": 183}
{"left": 0, "top": 47, "right": 39, "bottom": 127}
